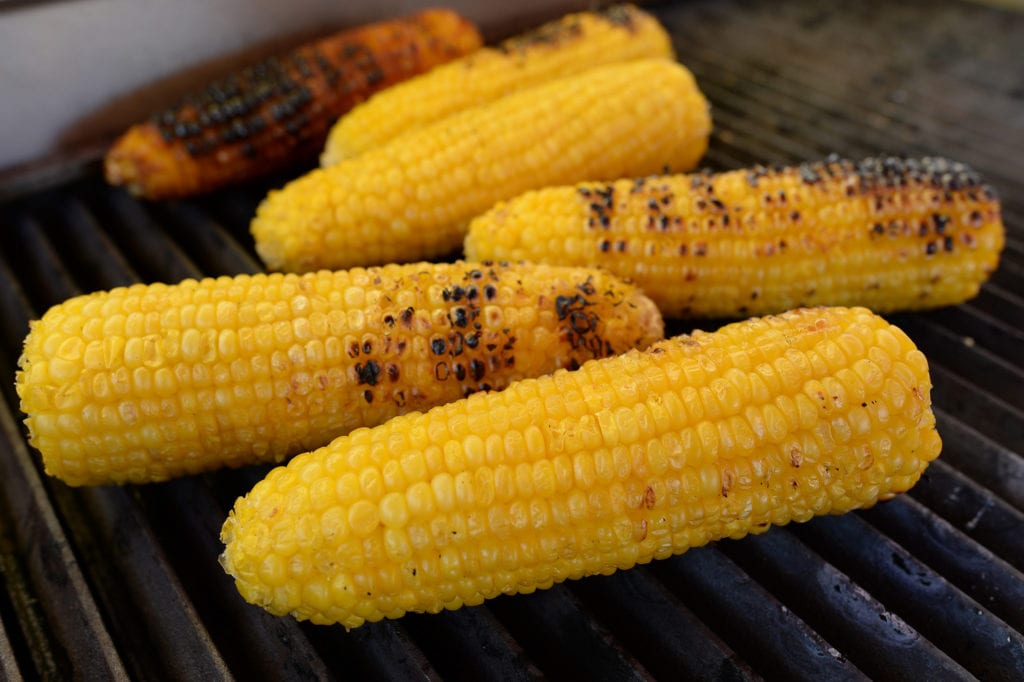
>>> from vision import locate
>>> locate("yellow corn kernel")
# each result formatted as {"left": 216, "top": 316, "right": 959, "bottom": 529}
{"left": 320, "top": 4, "right": 674, "bottom": 166}
{"left": 465, "top": 156, "right": 1005, "bottom": 318}
{"left": 16, "top": 262, "right": 662, "bottom": 486}
{"left": 220, "top": 306, "right": 941, "bottom": 628}
{"left": 252, "top": 58, "right": 711, "bottom": 273}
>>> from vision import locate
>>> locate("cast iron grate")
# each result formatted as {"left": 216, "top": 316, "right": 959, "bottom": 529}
{"left": 0, "top": 0, "right": 1022, "bottom": 678}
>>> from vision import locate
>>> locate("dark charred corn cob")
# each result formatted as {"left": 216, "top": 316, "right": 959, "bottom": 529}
{"left": 104, "top": 9, "right": 482, "bottom": 199}
{"left": 220, "top": 306, "right": 941, "bottom": 628}
{"left": 465, "top": 156, "right": 1005, "bottom": 318}
{"left": 321, "top": 4, "right": 673, "bottom": 165}
{"left": 16, "top": 262, "right": 663, "bottom": 486}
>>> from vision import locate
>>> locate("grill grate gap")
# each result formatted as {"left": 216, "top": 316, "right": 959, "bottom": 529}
{"left": 486, "top": 586, "right": 652, "bottom": 681}
{"left": 400, "top": 606, "right": 543, "bottom": 682}
{"left": 793, "top": 513, "right": 1024, "bottom": 679}
{"left": 651, "top": 546, "right": 867, "bottom": 680}
{"left": 568, "top": 566, "right": 761, "bottom": 681}
{"left": 859, "top": 495, "right": 1024, "bottom": 632}
{"left": 910, "top": 458, "right": 1024, "bottom": 573}
{"left": 931, "top": 408, "right": 1024, "bottom": 512}
{"left": 717, "top": 524, "right": 971, "bottom": 680}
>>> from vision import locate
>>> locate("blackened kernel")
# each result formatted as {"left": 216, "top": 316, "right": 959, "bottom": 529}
{"left": 599, "top": 239, "right": 611, "bottom": 253}
{"left": 355, "top": 361, "right": 381, "bottom": 386}
{"left": 363, "top": 390, "right": 373, "bottom": 403}
{"left": 933, "top": 213, "right": 950, "bottom": 233}
{"left": 465, "top": 333, "right": 480, "bottom": 349}
{"left": 925, "top": 241, "right": 938, "bottom": 255}
{"left": 454, "top": 364, "right": 466, "bottom": 381}
{"left": 943, "top": 235, "right": 954, "bottom": 252}
{"left": 386, "top": 364, "right": 400, "bottom": 381}
{"left": 452, "top": 308, "right": 468, "bottom": 328}
{"left": 400, "top": 307, "right": 414, "bottom": 326}
{"left": 484, "top": 284, "right": 497, "bottom": 300}
{"left": 789, "top": 210, "right": 800, "bottom": 221}
{"left": 616, "top": 240, "right": 627, "bottom": 252}
{"left": 431, "top": 338, "right": 447, "bottom": 355}
{"left": 470, "top": 359, "right": 486, "bottom": 381}
{"left": 362, "top": 340, "right": 373, "bottom": 354}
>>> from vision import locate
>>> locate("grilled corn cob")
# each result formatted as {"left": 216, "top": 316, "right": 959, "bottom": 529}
{"left": 16, "top": 262, "right": 663, "bottom": 486}
{"left": 465, "top": 156, "right": 1005, "bottom": 318}
{"left": 104, "top": 9, "right": 482, "bottom": 199}
{"left": 252, "top": 58, "right": 711, "bottom": 273}
{"left": 320, "top": 4, "right": 674, "bottom": 166}
{"left": 220, "top": 306, "right": 940, "bottom": 628}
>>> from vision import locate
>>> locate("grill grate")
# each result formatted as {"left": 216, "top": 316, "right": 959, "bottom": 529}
{"left": 2, "top": 0, "right": 1023, "bottom": 678}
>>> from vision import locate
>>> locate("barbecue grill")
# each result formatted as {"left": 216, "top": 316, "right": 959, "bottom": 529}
{"left": 1, "top": 0, "right": 1023, "bottom": 679}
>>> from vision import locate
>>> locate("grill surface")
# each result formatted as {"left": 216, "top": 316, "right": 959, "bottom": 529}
{"left": 2, "top": 0, "right": 1023, "bottom": 679}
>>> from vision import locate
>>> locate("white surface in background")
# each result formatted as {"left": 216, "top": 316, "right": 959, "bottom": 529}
{"left": 0, "top": 0, "right": 587, "bottom": 172}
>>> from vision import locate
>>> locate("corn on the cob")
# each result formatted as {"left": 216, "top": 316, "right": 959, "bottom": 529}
{"left": 320, "top": 4, "right": 674, "bottom": 166}
{"left": 104, "top": 9, "right": 482, "bottom": 200}
{"left": 220, "top": 306, "right": 941, "bottom": 628}
{"left": 465, "top": 156, "right": 1005, "bottom": 318}
{"left": 252, "top": 58, "right": 711, "bottom": 273}
{"left": 16, "top": 262, "right": 662, "bottom": 486}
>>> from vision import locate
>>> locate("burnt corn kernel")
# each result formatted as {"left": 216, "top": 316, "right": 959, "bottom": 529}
{"left": 16, "top": 261, "right": 661, "bottom": 486}
{"left": 220, "top": 306, "right": 941, "bottom": 628}
{"left": 322, "top": 4, "right": 675, "bottom": 165}
{"left": 104, "top": 9, "right": 483, "bottom": 199}
{"left": 466, "top": 155, "right": 1005, "bottom": 318}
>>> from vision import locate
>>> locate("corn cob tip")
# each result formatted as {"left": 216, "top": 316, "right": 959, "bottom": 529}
{"left": 220, "top": 305, "right": 940, "bottom": 628}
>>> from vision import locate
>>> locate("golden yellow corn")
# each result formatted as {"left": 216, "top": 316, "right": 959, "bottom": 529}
{"left": 220, "top": 306, "right": 941, "bottom": 628}
{"left": 320, "top": 4, "right": 674, "bottom": 166}
{"left": 105, "top": 9, "right": 482, "bottom": 199}
{"left": 16, "top": 262, "right": 663, "bottom": 486}
{"left": 465, "top": 156, "right": 1005, "bottom": 318}
{"left": 251, "top": 58, "right": 711, "bottom": 273}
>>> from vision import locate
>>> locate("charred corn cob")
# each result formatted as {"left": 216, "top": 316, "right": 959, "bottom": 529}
{"left": 104, "top": 9, "right": 482, "bottom": 200}
{"left": 16, "top": 262, "right": 663, "bottom": 486}
{"left": 321, "top": 4, "right": 674, "bottom": 166}
{"left": 220, "top": 306, "right": 941, "bottom": 628}
{"left": 465, "top": 156, "right": 1005, "bottom": 318}
{"left": 253, "top": 58, "right": 711, "bottom": 273}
